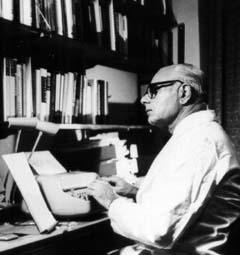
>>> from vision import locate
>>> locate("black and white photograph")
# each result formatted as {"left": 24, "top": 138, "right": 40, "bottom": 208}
{"left": 0, "top": 0, "right": 239, "bottom": 254}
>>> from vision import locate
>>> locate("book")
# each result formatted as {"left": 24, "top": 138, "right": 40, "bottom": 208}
{"left": 54, "top": 72, "right": 61, "bottom": 122}
{"left": 24, "top": 57, "right": 33, "bottom": 118}
{"left": 1, "top": 0, "right": 14, "bottom": 21}
{"left": 1, "top": 58, "right": 8, "bottom": 121}
{"left": 103, "top": 80, "right": 109, "bottom": 123}
{"left": 4, "top": 58, "right": 11, "bottom": 119}
{"left": 92, "top": 0, "right": 103, "bottom": 47}
{"left": 19, "top": 0, "right": 32, "bottom": 26}
{"left": 99, "top": 0, "right": 111, "bottom": 49}
{"left": 49, "top": 71, "right": 56, "bottom": 122}
{"left": 64, "top": 0, "right": 74, "bottom": 38}
{"left": 33, "top": 68, "right": 41, "bottom": 119}
{"left": 45, "top": 72, "right": 51, "bottom": 121}
{"left": 40, "top": 68, "right": 47, "bottom": 121}
{"left": 9, "top": 58, "right": 16, "bottom": 118}
{"left": 73, "top": 0, "right": 84, "bottom": 40}
{"left": 89, "top": 78, "right": 98, "bottom": 124}
{"left": 108, "top": 0, "right": 116, "bottom": 51}
{"left": 78, "top": 74, "right": 85, "bottom": 122}
{"left": 65, "top": 72, "right": 74, "bottom": 124}
{"left": 15, "top": 63, "right": 23, "bottom": 117}
{"left": 54, "top": 0, "right": 63, "bottom": 35}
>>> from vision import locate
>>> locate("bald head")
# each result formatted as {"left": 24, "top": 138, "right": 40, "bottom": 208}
{"left": 152, "top": 64, "right": 207, "bottom": 102}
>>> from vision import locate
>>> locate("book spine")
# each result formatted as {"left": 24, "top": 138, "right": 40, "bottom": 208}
{"left": 45, "top": 72, "right": 51, "bottom": 121}
{"left": 40, "top": 68, "right": 47, "bottom": 121}
{"left": 49, "top": 71, "right": 56, "bottom": 122}
{"left": 64, "top": 0, "right": 74, "bottom": 38}
{"left": 15, "top": 63, "right": 23, "bottom": 117}
{"left": 109, "top": 0, "right": 116, "bottom": 51}
{"left": 34, "top": 68, "right": 41, "bottom": 119}
{"left": 25, "top": 57, "right": 33, "bottom": 118}
{"left": 5, "top": 58, "right": 11, "bottom": 119}
{"left": 1, "top": 0, "right": 14, "bottom": 21}
{"left": 54, "top": 0, "right": 63, "bottom": 35}
{"left": 54, "top": 73, "right": 61, "bottom": 122}
{"left": 9, "top": 58, "right": 16, "bottom": 117}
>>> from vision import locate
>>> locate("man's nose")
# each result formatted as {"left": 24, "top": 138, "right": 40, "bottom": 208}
{"left": 140, "top": 93, "right": 150, "bottom": 105}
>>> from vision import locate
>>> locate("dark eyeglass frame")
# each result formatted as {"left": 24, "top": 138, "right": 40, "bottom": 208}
{"left": 145, "top": 79, "right": 184, "bottom": 99}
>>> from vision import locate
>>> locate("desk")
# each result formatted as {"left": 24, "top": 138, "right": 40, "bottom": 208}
{"left": 0, "top": 213, "right": 131, "bottom": 255}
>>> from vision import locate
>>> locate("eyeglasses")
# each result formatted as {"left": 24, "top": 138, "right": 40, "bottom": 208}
{"left": 145, "top": 80, "right": 184, "bottom": 99}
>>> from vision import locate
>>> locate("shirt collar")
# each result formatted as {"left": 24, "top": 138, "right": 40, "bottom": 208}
{"left": 172, "top": 110, "right": 217, "bottom": 137}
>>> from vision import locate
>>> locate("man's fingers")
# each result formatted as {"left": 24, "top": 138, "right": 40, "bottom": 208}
{"left": 101, "top": 175, "right": 121, "bottom": 185}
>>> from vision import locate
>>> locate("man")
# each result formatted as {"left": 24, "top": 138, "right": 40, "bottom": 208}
{"left": 87, "top": 64, "right": 240, "bottom": 255}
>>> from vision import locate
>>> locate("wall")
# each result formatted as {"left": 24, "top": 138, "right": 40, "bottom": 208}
{"left": 171, "top": 0, "right": 200, "bottom": 67}
{"left": 86, "top": 65, "right": 138, "bottom": 104}
{"left": 86, "top": 65, "right": 140, "bottom": 124}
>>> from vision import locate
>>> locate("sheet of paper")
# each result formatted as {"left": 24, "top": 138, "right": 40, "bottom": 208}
{"left": 2, "top": 153, "right": 57, "bottom": 233}
{"left": 26, "top": 151, "right": 67, "bottom": 175}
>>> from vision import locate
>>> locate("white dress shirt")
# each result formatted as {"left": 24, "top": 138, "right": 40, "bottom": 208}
{"left": 108, "top": 110, "right": 240, "bottom": 254}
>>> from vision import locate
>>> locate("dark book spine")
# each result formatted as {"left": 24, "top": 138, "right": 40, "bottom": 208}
{"left": 31, "top": 0, "right": 37, "bottom": 28}
{"left": 41, "top": 74, "right": 47, "bottom": 120}
{"left": 49, "top": 72, "right": 56, "bottom": 122}
{"left": 74, "top": 0, "right": 84, "bottom": 40}
{"left": 13, "top": 0, "right": 20, "bottom": 23}
{"left": 61, "top": 0, "right": 68, "bottom": 37}
{"left": 99, "top": 0, "right": 111, "bottom": 49}
{"left": 0, "top": 58, "right": 4, "bottom": 121}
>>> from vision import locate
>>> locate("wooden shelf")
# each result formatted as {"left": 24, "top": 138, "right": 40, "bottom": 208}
{"left": 59, "top": 123, "right": 150, "bottom": 131}
{"left": 7, "top": 118, "right": 150, "bottom": 132}
{"left": 0, "top": 18, "right": 161, "bottom": 73}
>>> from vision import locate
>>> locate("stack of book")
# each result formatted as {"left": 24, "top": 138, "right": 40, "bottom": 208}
{"left": 54, "top": 132, "right": 139, "bottom": 183}
{"left": 0, "top": 57, "right": 109, "bottom": 124}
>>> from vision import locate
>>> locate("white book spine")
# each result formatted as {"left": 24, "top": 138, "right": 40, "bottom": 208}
{"left": 109, "top": 0, "right": 116, "bottom": 51}
{"left": 55, "top": 0, "right": 63, "bottom": 35}
{"left": 91, "top": 79, "right": 98, "bottom": 124}
{"left": 65, "top": 72, "right": 74, "bottom": 124}
{"left": 59, "top": 74, "right": 64, "bottom": 119}
{"left": 35, "top": 69, "right": 41, "bottom": 119}
{"left": 15, "top": 64, "right": 23, "bottom": 117}
{"left": 64, "top": 0, "right": 73, "bottom": 38}
{"left": 55, "top": 73, "right": 61, "bottom": 112}
{"left": 25, "top": 58, "right": 33, "bottom": 118}
{"left": 9, "top": 59, "right": 16, "bottom": 117}
{"left": 1, "top": 0, "right": 14, "bottom": 20}
{"left": 93, "top": 0, "right": 102, "bottom": 33}
{"left": 21, "top": 0, "right": 32, "bottom": 26}
{"left": 61, "top": 73, "right": 68, "bottom": 123}
{"left": 2, "top": 58, "right": 8, "bottom": 120}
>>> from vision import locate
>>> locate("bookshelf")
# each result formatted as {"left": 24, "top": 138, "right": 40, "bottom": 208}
{"left": 0, "top": 0, "right": 175, "bottom": 128}
{"left": 0, "top": 0, "right": 175, "bottom": 134}
{"left": 0, "top": 18, "right": 161, "bottom": 73}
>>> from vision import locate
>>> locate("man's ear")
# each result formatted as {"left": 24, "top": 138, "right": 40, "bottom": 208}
{"left": 178, "top": 84, "right": 192, "bottom": 105}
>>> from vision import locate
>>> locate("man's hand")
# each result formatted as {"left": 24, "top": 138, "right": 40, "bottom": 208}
{"left": 101, "top": 175, "right": 138, "bottom": 197}
{"left": 86, "top": 179, "right": 119, "bottom": 209}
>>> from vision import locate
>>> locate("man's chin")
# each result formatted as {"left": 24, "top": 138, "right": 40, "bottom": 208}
{"left": 148, "top": 118, "right": 167, "bottom": 130}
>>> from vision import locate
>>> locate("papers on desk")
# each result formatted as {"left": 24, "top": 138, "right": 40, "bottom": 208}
{"left": 26, "top": 151, "right": 67, "bottom": 175}
{"left": 2, "top": 153, "right": 58, "bottom": 233}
